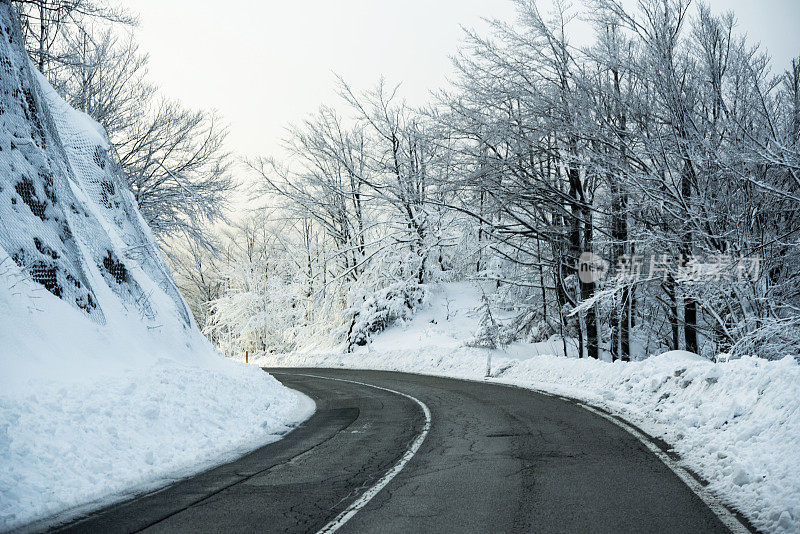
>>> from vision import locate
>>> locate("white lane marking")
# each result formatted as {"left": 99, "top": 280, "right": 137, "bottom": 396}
{"left": 280, "top": 371, "right": 749, "bottom": 533}
{"left": 577, "top": 403, "right": 751, "bottom": 534}
{"left": 287, "top": 373, "right": 431, "bottom": 534}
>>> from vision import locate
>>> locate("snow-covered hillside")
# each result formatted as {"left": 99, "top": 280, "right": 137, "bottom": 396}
{"left": 257, "top": 282, "right": 800, "bottom": 534}
{"left": 0, "top": 4, "right": 312, "bottom": 530}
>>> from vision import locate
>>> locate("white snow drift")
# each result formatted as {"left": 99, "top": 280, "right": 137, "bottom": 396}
{"left": 256, "top": 282, "right": 800, "bottom": 534}
{"left": 0, "top": 4, "right": 312, "bottom": 530}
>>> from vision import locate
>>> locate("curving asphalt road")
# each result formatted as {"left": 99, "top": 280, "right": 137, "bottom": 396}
{"left": 47, "top": 368, "right": 746, "bottom": 534}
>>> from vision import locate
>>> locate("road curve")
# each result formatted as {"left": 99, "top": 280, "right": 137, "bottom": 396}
{"left": 48, "top": 368, "right": 742, "bottom": 534}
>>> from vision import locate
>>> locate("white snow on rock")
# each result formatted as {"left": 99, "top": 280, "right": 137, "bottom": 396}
{"left": 256, "top": 282, "right": 800, "bottom": 534}
{"left": 0, "top": 4, "right": 312, "bottom": 530}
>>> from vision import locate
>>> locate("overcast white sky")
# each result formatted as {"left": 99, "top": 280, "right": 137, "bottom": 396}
{"left": 128, "top": 0, "right": 799, "bottom": 163}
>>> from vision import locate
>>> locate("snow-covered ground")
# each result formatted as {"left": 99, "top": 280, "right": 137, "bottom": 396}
{"left": 0, "top": 278, "right": 314, "bottom": 530}
{"left": 0, "top": 8, "right": 313, "bottom": 530}
{"left": 254, "top": 282, "right": 800, "bottom": 534}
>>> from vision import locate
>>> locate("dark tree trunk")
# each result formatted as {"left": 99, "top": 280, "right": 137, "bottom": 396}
{"left": 610, "top": 67, "right": 631, "bottom": 361}
{"left": 680, "top": 159, "right": 698, "bottom": 354}
{"left": 582, "top": 205, "right": 598, "bottom": 359}
{"left": 684, "top": 298, "right": 698, "bottom": 353}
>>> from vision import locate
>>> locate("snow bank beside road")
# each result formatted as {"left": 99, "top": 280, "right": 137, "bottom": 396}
{"left": 259, "top": 348, "right": 799, "bottom": 533}
{"left": 0, "top": 255, "right": 314, "bottom": 533}
{"left": 0, "top": 359, "right": 314, "bottom": 530}
{"left": 0, "top": 243, "right": 314, "bottom": 530}
{"left": 255, "top": 284, "right": 800, "bottom": 534}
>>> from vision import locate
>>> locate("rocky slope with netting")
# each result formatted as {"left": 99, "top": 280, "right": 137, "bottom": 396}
{"left": 0, "top": 3, "right": 189, "bottom": 331}
{"left": 0, "top": 3, "right": 313, "bottom": 529}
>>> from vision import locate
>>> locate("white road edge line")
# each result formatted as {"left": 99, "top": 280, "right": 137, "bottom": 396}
{"left": 280, "top": 371, "right": 749, "bottom": 533}
{"left": 290, "top": 373, "right": 431, "bottom": 534}
{"left": 577, "top": 403, "right": 751, "bottom": 534}
{"left": 473, "top": 377, "right": 750, "bottom": 533}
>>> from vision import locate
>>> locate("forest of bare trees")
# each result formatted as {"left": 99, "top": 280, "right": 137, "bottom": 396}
{"left": 194, "top": 0, "right": 799, "bottom": 361}
{"left": 15, "top": 0, "right": 799, "bottom": 361}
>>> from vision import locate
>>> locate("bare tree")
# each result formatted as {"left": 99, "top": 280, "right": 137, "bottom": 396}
{"left": 11, "top": 0, "right": 135, "bottom": 72}
{"left": 38, "top": 23, "right": 234, "bottom": 245}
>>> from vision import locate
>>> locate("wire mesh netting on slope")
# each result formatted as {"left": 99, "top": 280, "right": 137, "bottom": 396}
{"left": 0, "top": 3, "right": 191, "bottom": 328}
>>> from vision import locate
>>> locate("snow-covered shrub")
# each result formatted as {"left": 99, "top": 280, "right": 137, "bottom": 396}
{"left": 728, "top": 316, "right": 800, "bottom": 361}
{"left": 343, "top": 281, "right": 427, "bottom": 350}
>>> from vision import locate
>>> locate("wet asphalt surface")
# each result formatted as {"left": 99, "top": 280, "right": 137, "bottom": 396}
{"left": 47, "top": 368, "right": 733, "bottom": 534}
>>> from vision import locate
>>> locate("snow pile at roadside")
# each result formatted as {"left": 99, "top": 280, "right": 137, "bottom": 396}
{"left": 0, "top": 268, "right": 314, "bottom": 529}
{"left": 0, "top": 342, "right": 313, "bottom": 529}
{"left": 0, "top": 5, "right": 312, "bottom": 530}
{"left": 255, "top": 282, "right": 800, "bottom": 534}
